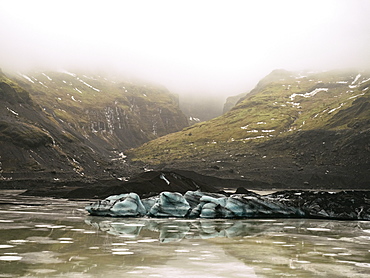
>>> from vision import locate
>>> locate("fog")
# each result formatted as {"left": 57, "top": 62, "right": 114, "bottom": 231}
{"left": 1, "top": 0, "right": 370, "bottom": 100}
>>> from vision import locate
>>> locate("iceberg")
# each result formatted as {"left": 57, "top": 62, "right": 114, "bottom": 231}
{"left": 85, "top": 192, "right": 146, "bottom": 217}
{"left": 148, "top": 192, "right": 191, "bottom": 218}
{"left": 85, "top": 190, "right": 370, "bottom": 220}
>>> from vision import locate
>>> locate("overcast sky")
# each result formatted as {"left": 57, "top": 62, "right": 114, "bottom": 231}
{"left": 1, "top": 0, "right": 370, "bottom": 98}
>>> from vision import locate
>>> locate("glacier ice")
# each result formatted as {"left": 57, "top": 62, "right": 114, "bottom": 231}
{"left": 86, "top": 190, "right": 370, "bottom": 220}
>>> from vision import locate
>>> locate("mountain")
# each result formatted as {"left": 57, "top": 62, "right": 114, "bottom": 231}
{"left": 223, "top": 69, "right": 292, "bottom": 113}
{"left": 0, "top": 69, "right": 188, "bottom": 180}
{"left": 129, "top": 69, "right": 370, "bottom": 189}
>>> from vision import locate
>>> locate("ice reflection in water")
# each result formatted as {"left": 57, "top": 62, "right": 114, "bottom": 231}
{"left": 0, "top": 190, "right": 370, "bottom": 277}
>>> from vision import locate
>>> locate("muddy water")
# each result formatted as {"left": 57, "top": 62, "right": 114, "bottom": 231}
{"left": 0, "top": 190, "right": 370, "bottom": 277}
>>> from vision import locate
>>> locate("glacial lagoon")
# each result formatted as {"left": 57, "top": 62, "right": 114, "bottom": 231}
{"left": 1, "top": 190, "right": 370, "bottom": 277}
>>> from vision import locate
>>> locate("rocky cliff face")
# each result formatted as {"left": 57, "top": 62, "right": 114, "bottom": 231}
{"left": 0, "top": 70, "right": 188, "bottom": 180}
{"left": 130, "top": 69, "right": 370, "bottom": 189}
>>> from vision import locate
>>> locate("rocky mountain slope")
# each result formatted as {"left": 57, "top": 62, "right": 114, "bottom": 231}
{"left": 223, "top": 69, "right": 295, "bottom": 113}
{"left": 0, "top": 69, "right": 188, "bottom": 180}
{"left": 129, "top": 69, "right": 370, "bottom": 189}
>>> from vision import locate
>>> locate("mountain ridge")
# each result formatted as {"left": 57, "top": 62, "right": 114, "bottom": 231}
{"left": 1, "top": 68, "right": 369, "bottom": 192}
{"left": 0, "top": 70, "right": 188, "bottom": 180}
{"left": 128, "top": 69, "right": 370, "bottom": 189}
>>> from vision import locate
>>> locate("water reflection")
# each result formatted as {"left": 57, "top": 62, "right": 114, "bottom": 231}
{"left": 86, "top": 217, "right": 282, "bottom": 242}
{"left": 85, "top": 216, "right": 370, "bottom": 243}
{"left": 0, "top": 191, "right": 370, "bottom": 277}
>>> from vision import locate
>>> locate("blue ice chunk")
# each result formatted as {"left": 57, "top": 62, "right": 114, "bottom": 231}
{"left": 85, "top": 193, "right": 146, "bottom": 217}
{"left": 110, "top": 193, "right": 147, "bottom": 217}
{"left": 141, "top": 195, "right": 159, "bottom": 212}
{"left": 149, "top": 192, "right": 191, "bottom": 218}
{"left": 199, "top": 196, "right": 228, "bottom": 218}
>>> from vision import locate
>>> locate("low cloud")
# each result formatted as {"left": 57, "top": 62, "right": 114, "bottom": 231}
{"left": 1, "top": 0, "right": 370, "bottom": 99}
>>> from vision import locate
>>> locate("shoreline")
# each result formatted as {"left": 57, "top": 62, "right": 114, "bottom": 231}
{"left": 1, "top": 169, "right": 369, "bottom": 200}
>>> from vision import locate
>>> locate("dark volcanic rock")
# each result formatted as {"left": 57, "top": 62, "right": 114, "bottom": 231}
{"left": 20, "top": 170, "right": 221, "bottom": 199}
{"left": 267, "top": 190, "right": 370, "bottom": 220}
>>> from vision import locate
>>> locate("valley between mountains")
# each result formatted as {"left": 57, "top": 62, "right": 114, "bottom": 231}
{"left": 0, "top": 68, "right": 369, "bottom": 198}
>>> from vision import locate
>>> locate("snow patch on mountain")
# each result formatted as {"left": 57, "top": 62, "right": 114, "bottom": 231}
{"left": 18, "top": 73, "right": 34, "bottom": 83}
{"left": 41, "top": 73, "right": 52, "bottom": 81}
{"left": 289, "top": 88, "right": 328, "bottom": 101}
{"left": 77, "top": 78, "right": 100, "bottom": 92}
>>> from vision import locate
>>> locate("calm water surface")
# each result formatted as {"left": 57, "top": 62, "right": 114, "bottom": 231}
{"left": 0, "top": 190, "right": 370, "bottom": 278}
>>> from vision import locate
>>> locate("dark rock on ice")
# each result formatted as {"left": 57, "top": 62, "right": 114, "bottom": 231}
{"left": 190, "top": 193, "right": 304, "bottom": 219}
{"left": 18, "top": 170, "right": 221, "bottom": 200}
{"left": 184, "top": 191, "right": 226, "bottom": 209}
{"left": 266, "top": 190, "right": 370, "bottom": 220}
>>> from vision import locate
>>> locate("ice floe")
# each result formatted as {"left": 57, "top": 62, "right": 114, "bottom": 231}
{"left": 86, "top": 190, "right": 307, "bottom": 219}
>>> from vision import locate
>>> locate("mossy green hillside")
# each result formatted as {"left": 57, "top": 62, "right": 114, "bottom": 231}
{"left": 0, "top": 69, "right": 190, "bottom": 177}
{"left": 130, "top": 70, "right": 370, "bottom": 163}
{"left": 11, "top": 71, "right": 188, "bottom": 149}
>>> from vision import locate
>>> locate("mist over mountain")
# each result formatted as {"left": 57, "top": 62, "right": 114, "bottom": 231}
{"left": 1, "top": 1, "right": 370, "bottom": 105}
{"left": 180, "top": 94, "right": 225, "bottom": 123}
